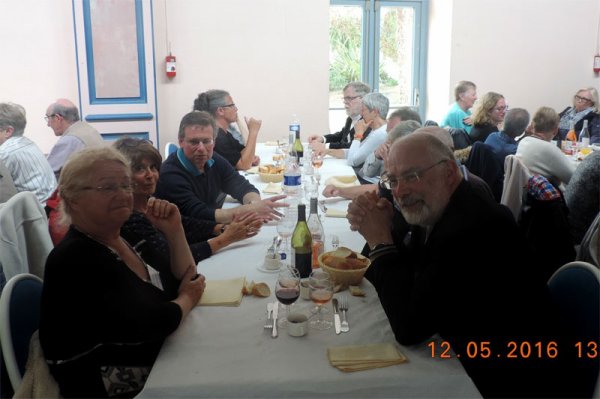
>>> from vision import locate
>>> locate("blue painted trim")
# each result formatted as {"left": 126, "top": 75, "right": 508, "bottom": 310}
{"left": 101, "top": 132, "right": 150, "bottom": 141}
{"left": 85, "top": 113, "right": 154, "bottom": 122}
{"left": 82, "top": 0, "right": 148, "bottom": 104}
{"left": 72, "top": 0, "right": 84, "bottom": 113}
{"left": 149, "top": 0, "right": 160, "bottom": 149}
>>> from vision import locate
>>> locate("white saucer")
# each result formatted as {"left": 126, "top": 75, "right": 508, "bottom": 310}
{"left": 257, "top": 265, "right": 281, "bottom": 273}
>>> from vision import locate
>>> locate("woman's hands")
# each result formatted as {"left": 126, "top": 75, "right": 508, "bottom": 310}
{"left": 222, "top": 212, "right": 262, "bottom": 243}
{"left": 144, "top": 197, "right": 182, "bottom": 236}
{"left": 175, "top": 266, "right": 206, "bottom": 319}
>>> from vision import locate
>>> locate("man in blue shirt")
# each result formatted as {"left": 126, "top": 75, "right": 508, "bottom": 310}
{"left": 484, "top": 108, "right": 530, "bottom": 162}
{"left": 155, "top": 111, "right": 285, "bottom": 223}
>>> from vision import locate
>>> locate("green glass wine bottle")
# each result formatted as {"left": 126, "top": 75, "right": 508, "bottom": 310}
{"left": 291, "top": 203, "right": 312, "bottom": 278}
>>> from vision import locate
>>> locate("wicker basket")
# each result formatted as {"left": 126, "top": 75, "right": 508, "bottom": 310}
{"left": 259, "top": 172, "right": 284, "bottom": 183}
{"left": 318, "top": 251, "right": 371, "bottom": 287}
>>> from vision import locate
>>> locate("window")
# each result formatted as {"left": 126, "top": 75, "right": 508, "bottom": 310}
{"left": 329, "top": 0, "right": 427, "bottom": 129}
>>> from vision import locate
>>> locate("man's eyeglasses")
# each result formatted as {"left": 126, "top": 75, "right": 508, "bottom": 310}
{"left": 185, "top": 138, "right": 214, "bottom": 147}
{"left": 82, "top": 183, "right": 133, "bottom": 194}
{"left": 575, "top": 95, "right": 593, "bottom": 104}
{"left": 343, "top": 96, "right": 361, "bottom": 103}
{"left": 220, "top": 103, "right": 237, "bottom": 109}
{"left": 380, "top": 160, "right": 449, "bottom": 189}
{"left": 44, "top": 114, "right": 57, "bottom": 121}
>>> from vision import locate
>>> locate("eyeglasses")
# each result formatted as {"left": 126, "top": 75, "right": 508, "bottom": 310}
{"left": 184, "top": 138, "right": 214, "bottom": 147}
{"left": 343, "top": 95, "right": 361, "bottom": 103}
{"left": 493, "top": 106, "right": 508, "bottom": 113}
{"left": 44, "top": 114, "right": 57, "bottom": 121}
{"left": 380, "top": 160, "right": 448, "bottom": 189}
{"left": 82, "top": 183, "right": 133, "bottom": 194}
{"left": 575, "top": 95, "right": 593, "bottom": 104}
{"left": 220, "top": 103, "right": 237, "bottom": 109}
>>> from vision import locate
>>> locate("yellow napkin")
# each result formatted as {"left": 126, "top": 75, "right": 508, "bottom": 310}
{"left": 263, "top": 182, "right": 283, "bottom": 194}
{"left": 325, "top": 208, "right": 347, "bottom": 218}
{"left": 325, "top": 175, "right": 358, "bottom": 188}
{"left": 246, "top": 166, "right": 259, "bottom": 174}
{"left": 327, "top": 343, "right": 408, "bottom": 372}
{"left": 264, "top": 141, "right": 279, "bottom": 146}
{"left": 198, "top": 277, "right": 246, "bottom": 306}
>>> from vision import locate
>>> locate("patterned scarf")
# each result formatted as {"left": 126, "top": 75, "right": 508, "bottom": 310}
{"left": 559, "top": 106, "right": 593, "bottom": 131}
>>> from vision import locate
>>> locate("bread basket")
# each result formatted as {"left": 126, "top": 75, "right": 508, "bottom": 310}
{"left": 259, "top": 172, "right": 284, "bottom": 183}
{"left": 318, "top": 251, "right": 371, "bottom": 287}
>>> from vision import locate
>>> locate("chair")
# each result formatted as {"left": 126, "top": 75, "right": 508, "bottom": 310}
{"left": 0, "top": 273, "right": 43, "bottom": 392}
{"left": 548, "top": 261, "right": 600, "bottom": 397}
{"left": 464, "top": 142, "right": 504, "bottom": 202}
{"left": 577, "top": 211, "right": 600, "bottom": 267}
{"left": 164, "top": 142, "right": 178, "bottom": 159}
{"left": 448, "top": 128, "right": 472, "bottom": 150}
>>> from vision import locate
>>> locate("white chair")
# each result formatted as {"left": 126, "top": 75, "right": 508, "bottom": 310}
{"left": 0, "top": 192, "right": 53, "bottom": 290}
{"left": 0, "top": 273, "right": 43, "bottom": 392}
{"left": 164, "top": 142, "right": 178, "bottom": 159}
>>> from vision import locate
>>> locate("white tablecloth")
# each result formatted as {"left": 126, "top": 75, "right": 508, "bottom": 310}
{"left": 139, "top": 144, "right": 481, "bottom": 398}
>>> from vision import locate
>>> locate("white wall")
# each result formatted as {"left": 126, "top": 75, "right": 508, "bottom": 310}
{"left": 2, "top": 0, "right": 599, "bottom": 154}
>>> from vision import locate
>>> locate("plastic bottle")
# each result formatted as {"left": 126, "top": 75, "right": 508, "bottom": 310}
{"left": 283, "top": 156, "right": 301, "bottom": 197}
{"left": 307, "top": 198, "right": 324, "bottom": 269}
{"left": 579, "top": 120, "right": 590, "bottom": 147}
{"left": 291, "top": 203, "right": 312, "bottom": 278}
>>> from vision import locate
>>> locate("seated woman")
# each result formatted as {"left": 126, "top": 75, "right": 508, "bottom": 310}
{"left": 39, "top": 147, "right": 205, "bottom": 398}
{"left": 469, "top": 91, "right": 507, "bottom": 143}
{"left": 114, "top": 137, "right": 261, "bottom": 263}
{"left": 557, "top": 87, "right": 600, "bottom": 144}
{"left": 193, "top": 89, "right": 261, "bottom": 170}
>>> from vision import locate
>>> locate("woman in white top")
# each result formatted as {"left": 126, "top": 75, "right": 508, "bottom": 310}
{"left": 516, "top": 106, "right": 576, "bottom": 187}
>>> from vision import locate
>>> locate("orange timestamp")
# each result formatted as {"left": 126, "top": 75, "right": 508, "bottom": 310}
{"left": 428, "top": 340, "right": 599, "bottom": 360}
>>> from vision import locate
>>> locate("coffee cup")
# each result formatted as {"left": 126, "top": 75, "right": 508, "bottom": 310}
{"left": 264, "top": 255, "right": 281, "bottom": 270}
{"left": 287, "top": 312, "right": 308, "bottom": 337}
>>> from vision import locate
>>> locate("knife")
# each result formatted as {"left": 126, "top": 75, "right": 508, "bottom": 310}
{"left": 271, "top": 302, "right": 279, "bottom": 338}
{"left": 332, "top": 298, "right": 341, "bottom": 335}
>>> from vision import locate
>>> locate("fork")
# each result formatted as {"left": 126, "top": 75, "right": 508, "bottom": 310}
{"left": 264, "top": 302, "right": 274, "bottom": 329}
{"left": 340, "top": 296, "right": 349, "bottom": 333}
{"left": 318, "top": 200, "right": 327, "bottom": 214}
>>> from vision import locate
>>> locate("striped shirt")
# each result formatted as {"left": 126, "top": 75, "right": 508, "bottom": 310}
{"left": 0, "top": 136, "right": 57, "bottom": 203}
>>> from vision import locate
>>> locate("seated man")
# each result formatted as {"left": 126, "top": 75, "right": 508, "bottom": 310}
{"left": 155, "top": 111, "right": 285, "bottom": 223}
{"left": 347, "top": 133, "right": 573, "bottom": 397}
{"left": 193, "top": 89, "right": 260, "bottom": 170}
{"left": 0, "top": 102, "right": 56, "bottom": 204}
{"left": 46, "top": 98, "right": 104, "bottom": 179}
{"left": 440, "top": 80, "right": 477, "bottom": 133}
{"left": 484, "top": 107, "right": 529, "bottom": 162}
{"left": 0, "top": 158, "right": 17, "bottom": 203}
{"left": 308, "top": 81, "right": 371, "bottom": 150}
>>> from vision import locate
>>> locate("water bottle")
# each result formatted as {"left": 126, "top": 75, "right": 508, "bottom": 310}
{"left": 580, "top": 120, "right": 590, "bottom": 147}
{"left": 283, "top": 156, "right": 301, "bottom": 198}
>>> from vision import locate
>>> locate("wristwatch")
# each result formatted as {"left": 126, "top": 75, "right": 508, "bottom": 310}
{"left": 220, "top": 225, "right": 226, "bottom": 235}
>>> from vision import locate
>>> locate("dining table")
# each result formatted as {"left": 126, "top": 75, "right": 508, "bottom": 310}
{"left": 138, "top": 143, "right": 482, "bottom": 398}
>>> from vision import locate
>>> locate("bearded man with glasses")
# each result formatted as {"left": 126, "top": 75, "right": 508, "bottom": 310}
{"left": 347, "top": 133, "right": 576, "bottom": 397}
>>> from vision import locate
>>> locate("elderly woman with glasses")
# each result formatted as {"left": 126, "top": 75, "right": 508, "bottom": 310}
{"left": 114, "top": 137, "right": 262, "bottom": 264}
{"left": 39, "top": 147, "right": 205, "bottom": 398}
{"left": 557, "top": 87, "right": 600, "bottom": 144}
{"left": 469, "top": 92, "right": 507, "bottom": 143}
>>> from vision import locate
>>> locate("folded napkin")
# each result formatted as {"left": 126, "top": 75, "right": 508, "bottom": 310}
{"left": 263, "top": 182, "right": 283, "bottom": 194}
{"left": 325, "top": 208, "right": 347, "bottom": 218}
{"left": 246, "top": 166, "right": 259, "bottom": 174}
{"left": 328, "top": 343, "right": 408, "bottom": 372}
{"left": 198, "top": 277, "right": 246, "bottom": 306}
{"left": 264, "top": 141, "right": 279, "bottom": 146}
{"left": 325, "top": 175, "right": 358, "bottom": 188}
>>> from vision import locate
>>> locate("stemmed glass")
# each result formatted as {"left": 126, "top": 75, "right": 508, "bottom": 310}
{"left": 277, "top": 207, "right": 296, "bottom": 263}
{"left": 275, "top": 267, "right": 301, "bottom": 327}
{"left": 308, "top": 270, "right": 334, "bottom": 330}
{"left": 311, "top": 152, "right": 324, "bottom": 188}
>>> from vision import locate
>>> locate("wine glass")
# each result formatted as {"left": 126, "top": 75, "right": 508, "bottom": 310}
{"left": 309, "top": 270, "right": 334, "bottom": 330}
{"left": 275, "top": 267, "right": 301, "bottom": 327}
{"left": 277, "top": 207, "right": 296, "bottom": 263}
{"left": 311, "top": 152, "right": 324, "bottom": 188}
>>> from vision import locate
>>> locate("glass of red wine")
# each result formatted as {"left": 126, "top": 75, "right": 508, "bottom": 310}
{"left": 275, "top": 266, "right": 301, "bottom": 327}
{"left": 308, "top": 270, "right": 334, "bottom": 330}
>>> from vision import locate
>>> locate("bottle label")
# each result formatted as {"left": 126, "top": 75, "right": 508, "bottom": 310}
{"left": 289, "top": 123, "right": 300, "bottom": 132}
{"left": 283, "top": 175, "right": 301, "bottom": 186}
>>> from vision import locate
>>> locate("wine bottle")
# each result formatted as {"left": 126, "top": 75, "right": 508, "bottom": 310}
{"left": 293, "top": 130, "right": 304, "bottom": 165}
{"left": 307, "top": 198, "right": 325, "bottom": 269}
{"left": 291, "top": 204, "right": 312, "bottom": 278}
{"left": 579, "top": 120, "right": 590, "bottom": 147}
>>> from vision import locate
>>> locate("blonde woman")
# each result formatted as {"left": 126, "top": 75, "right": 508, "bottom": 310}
{"left": 469, "top": 92, "right": 506, "bottom": 143}
{"left": 558, "top": 87, "right": 600, "bottom": 144}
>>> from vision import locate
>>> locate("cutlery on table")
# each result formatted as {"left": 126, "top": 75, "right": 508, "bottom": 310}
{"left": 340, "top": 296, "right": 349, "bottom": 333}
{"left": 332, "top": 298, "right": 342, "bottom": 335}
{"left": 318, "top": 200, "right": 327, "bottom": 214}
{"left": 271, "top": 302, "right": 279, "bottom": 338}
{"left": 264, "top": 302, "right": 273, "bottom": 329}
{"left": 266, "top": 236, "right": 278, "bottom": 259}
{"left": 273, "top": 236, "right": 283, "bottom": 258}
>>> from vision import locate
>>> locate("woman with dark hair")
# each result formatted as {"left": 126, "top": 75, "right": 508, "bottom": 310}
{"left": 469, "top": 92, "right": 507, "bottom": 143}
{"left": 114, "top": 137, "right": 262, "bottom": 264}
{"left": 193, "top": 90, "right": 261, "bottom": 170}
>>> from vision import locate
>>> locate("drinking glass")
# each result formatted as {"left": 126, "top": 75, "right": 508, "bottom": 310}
{"left": 309, "top": 270, "right": 334, "bottom": 330}
{"left": 330, "top": 234, "right": 340, "bottom": 250}
{"left": 277, "top": 207, "right": 296, "bottom": 263}
{"left": 275, "top": 267, "right": 301, "bottom": 327}
{"left": 311, "top": 152, "right": 324, "bottom": 187}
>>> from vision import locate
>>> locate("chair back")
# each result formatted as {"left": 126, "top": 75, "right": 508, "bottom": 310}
{"left": 164, "top": 142, "right": 178, "bottom": 159}
{"left": 464, "top": 142, "right": 504, "bottom": 202}
{"left": 448, "top": 128, "right": 472, "bottom": 150}
{"left": 578, "top": 211, "right": 600, "bottom": 267}
{"left": 0, "top": 273, "right": 43, "bottom": 392}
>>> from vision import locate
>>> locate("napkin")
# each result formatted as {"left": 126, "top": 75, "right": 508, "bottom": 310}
{"left": 198, "top": 277, "right": 246, "bottom": 306}
{"left": 246, "top": 166, "right": 259, "bottom": 174}
{"left": 325, "top": 208, "right": 347, "bottom": 218}
{"left": 325, "top": 175, "right": 358, "bottom": 188}
{"left": 263, "top": 182, "right": 283, "bottom": 194}
{"left": 327, "top": 343, "right": 408, "bottom": 372}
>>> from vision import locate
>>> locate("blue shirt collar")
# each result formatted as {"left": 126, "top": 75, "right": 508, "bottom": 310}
{"left": 176, "top": 148, "right": 214, "bottom": 177}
